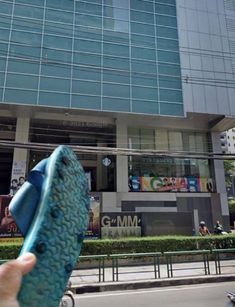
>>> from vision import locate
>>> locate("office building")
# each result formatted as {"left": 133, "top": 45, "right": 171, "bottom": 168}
{"left": 0, "top": 0, "right": 234, "bottom": 235}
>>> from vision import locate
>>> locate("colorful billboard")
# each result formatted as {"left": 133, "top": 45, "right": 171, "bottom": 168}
{"left": 85, "top": 193, "right": 101, "bottom": 239}
{"left": 129, "top": 176, "right": 214, "bottom": 193}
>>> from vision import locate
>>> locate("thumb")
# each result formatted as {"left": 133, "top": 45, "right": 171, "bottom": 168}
{"left": 0, "top": 253, "right": 36, "bottom": 300}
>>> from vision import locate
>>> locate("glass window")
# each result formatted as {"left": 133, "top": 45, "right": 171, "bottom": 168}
{"left": 132, "top": 59, "right": 157, "bottom": 74}
{"left": 0, "top": 59, "right": 6, "bottom": 72}
{"left": 42, "top": 49, "right": 71, "bottom": 64}
{"left": 132, "top": 100, "right": 158, "bottom": 115}
{"left": 131, "top": 34, "right": 155, "bottom": 48}
{"left": 10, "top": 43, "right": 40, "bottom": 59}
{"left": 160, "top": 102, "right": 183, "bottom": 116}
{"left": 13, "top": 18, "right": 43, "bottom": 33}
{"left": 45, "top": 9, "right": 73, "bottom": 24}
{"left": 103, "top": 29, "right": 129, "bottom": 44}
{"left": 40, "top": 77, "right": 70, "bottom": 93}
{"left": 102, "top": 97, "right": 130, "bottom": 112}
{"left": 6, "top": 73, "right": 38, "bottom": 89}
{"left": 43, "top": 35, "right": 72, "bottom": 50}
{"left": 155, "top": 129, "right": 169, "bottom": 151}
{"left": 71, "top": 94, "right": 101, "bottom": 110}
{"left": 0, "top": 2, "right": 13, "bottom": 15}
{"left": 141, "top": 128, "right": 155, "bottom": 149}
{"left": 155, "top": 3, "right": 176, "bottom": 16}
{"left": 8, "top": 59, "right": 40, "bottom": 74}
{"left": 130, "top": 0, "right": 153, "bottom": 13}
{"left": 4, "top": 88, "right": 37, "bottom": 104}
{"left": 0, "top": 28, "right": 10, "bottom": 41}
{"left": 0, "top": 72, "right": 5, "bottom": 87}
{"left": 103, "top": 69, "right": 129, "bottom": 84}
{"left": 131, "top": 22, "right": 155, "bottom": 36}
{"left": 0, "top": 15, "right": 11, "bottom": 30}
{"left": 75, "top": 13, "right": 102, "bottom": 28}
{"left": 47, "top": 0, "right": 74, "bottom": 11}
{"left": 103, "top": 6, "right": 129, "bottom": 20}
{"left": 160, "top": 89, "right": 182, "bottom": 102}
{"left": 158, "top": 50, "right": 180, "bottom": 64}
{"left": 157, "top": 38, "right": 179, "bottom": 51}
{"left": 156, "top": 26, "right": 178, "bottom": 39}
{"left": 103, "top": 42, "right": 129, "bottom": 57}
{"left": 103, "top": 83, "right": 130, "bottom": 98}
{"left": 11, "top": 30, "right": 41, "bottom": 45}
{"left": 155, "top": 0, "right": 176, "bottom": 5}
{"left": 104, "top": 18, "right": 129, "bottom": 32}
{"left": 16, "top": 0, "right": 43, "bottom": 6}
{"left": 74, "top": 39, "right": 101, "bottom": 54}
{"left": 104, "top": 0, "right": 129, "bottom": 9}
{"left": 130, "top": 10, "right": 154, "bottom": 24}
{"left": 103, "top": 56, "right": 129, "bottom": 70}
{"left": 159, "top": 76, "right": 182, "bottom": 89}
{"left": 131, "top": 47, "right": 156, "bottom": 61}
{"left": 128, "top": 128, "right": 141, "bottom": 149}
{"left": 132, "top": 86, "right": 158, "bottom": 101}
{"left": 169, "top": 131, "right": 183, "bottom": 151}
{"left": 158, "top": 63, "right": 181, "bottom": 75}
{"left": 75, "top": 26, "right": 102, "bottom": 41}
{"left": 15, "top": 4, "right": 44, "bottom": 19}
{"left": 75, "top": 2, "right": 102, "bottom": 16}
{"left": 41, "top": 64, "right": 71, "bottom": 78}
{"left": 44, "top": 21, "right": 72, "bottom": 36}
{"left": 39, "top": 91, "right": 70, "bottom": 107}
{"left": 72, "top": 80, "right": 101, "bottom": 95}
{"left": 132, "top": 74, "right": 158, "bottom": 87}
{"left": 73, "top": 66, "right": 101, "bottom": 81}
{"left": 156, "top": 15, "right": 177, "bottom": 27}
{"left": 73, "top": 52, "right": 101, "bottom": 66}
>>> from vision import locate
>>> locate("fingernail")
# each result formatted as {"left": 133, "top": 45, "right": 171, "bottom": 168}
{"left": 18, "top": 253, "right": 36, "bottom": 263}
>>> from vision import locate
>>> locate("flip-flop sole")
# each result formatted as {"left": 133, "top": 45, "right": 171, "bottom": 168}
{"left": 10, "top": 145, "right": 89, "bottom": 307}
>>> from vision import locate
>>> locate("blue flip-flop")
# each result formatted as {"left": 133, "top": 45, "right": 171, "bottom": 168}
{"left": 9, "top": 145, "right": 90, "bottom": 307}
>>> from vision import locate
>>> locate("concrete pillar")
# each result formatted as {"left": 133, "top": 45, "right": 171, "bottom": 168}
{"left": 10, "top": 117, "right": 30, "bottom": 195}
{"left": 211, "top": 132, "right": 229, "bottom": 220}
{"left": 116, "top": 120, "right": 128, "bottom": 193}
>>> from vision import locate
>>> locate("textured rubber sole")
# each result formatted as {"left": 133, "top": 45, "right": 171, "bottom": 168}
{"left": 11, "top": 146, "right": 89, "bottom": 307}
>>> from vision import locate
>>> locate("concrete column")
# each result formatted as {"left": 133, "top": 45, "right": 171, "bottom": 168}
{"left": 211, "top": 132, "right": 229, "bottom": 217}
{"left": 10, "top": 117, "right": 30, "bottom": 195}
{"left": 116, "top": 120, "right": 128, "bottom": 193}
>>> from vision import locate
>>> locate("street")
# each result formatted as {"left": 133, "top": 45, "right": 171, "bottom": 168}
{"left": 73, "top": 282, "right": 235, "bottom": 307}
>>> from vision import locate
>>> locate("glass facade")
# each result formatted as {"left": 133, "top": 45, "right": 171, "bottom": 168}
{"left": 128, "top": 128, "right": 214, "bottom": 192}
{"left": 0, "top": 0, "right": 183, "bottom": 116}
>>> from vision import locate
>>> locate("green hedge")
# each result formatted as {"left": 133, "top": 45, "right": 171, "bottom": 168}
{"left": 2, "top": 235, "right": 235, "bottom": 259}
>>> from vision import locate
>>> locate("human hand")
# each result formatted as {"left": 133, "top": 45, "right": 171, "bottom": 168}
{"left": 0, "top": 253, "right": 36, "bottom": 307}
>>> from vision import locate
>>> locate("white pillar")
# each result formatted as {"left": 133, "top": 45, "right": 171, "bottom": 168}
{"left": 10, "top": 117, "right": 30, "bottom": 195}
{"left": 211, "top": 132, "right": 229, "bottom": 215}
{"left": 116, "top": 120, "right": 128, "bottom": 193}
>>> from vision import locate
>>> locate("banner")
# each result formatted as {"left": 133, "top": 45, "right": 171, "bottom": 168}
{"left": 10, "top": 160, "right": 26, "bottom": 196}
{"left": 0, "top": 196, "right": 22, "bottom": 239}
{"left": 129, "top": 176, "right": 214, "bottom": 192}
{"left": 85, "top": 193, "right": 101, "bottom": 239}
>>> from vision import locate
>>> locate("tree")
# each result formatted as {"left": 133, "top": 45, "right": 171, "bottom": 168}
{"left": 224, "top": 160, "right": 235, "bottom": 188}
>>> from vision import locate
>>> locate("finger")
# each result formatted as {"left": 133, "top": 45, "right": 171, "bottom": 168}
{"left": 0, "top": 253, "right": 36, "bottom": 300}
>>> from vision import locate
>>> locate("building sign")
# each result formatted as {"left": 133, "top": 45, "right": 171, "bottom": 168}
{"left": 10, "top": 160, "right": 26, "bottom": 196}
{"left": 85, "top": 193, "right": 101, "bottom": 239}
{"left": 0, "top": 196, "right": 22, "bottom": 240}
{"left": 129, "top": 176, "right": 214, "bottom": 193}
{"left": 101, "top": 213, "right": 142, "bottom": 238}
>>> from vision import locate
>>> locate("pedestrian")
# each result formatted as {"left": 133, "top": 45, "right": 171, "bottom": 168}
{"left": 199, "top": 221, "right": 210, "bottom": 236}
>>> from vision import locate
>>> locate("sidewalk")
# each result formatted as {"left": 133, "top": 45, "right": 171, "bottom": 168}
{"left": 70, "top": 259, "right": 235, "bottom": 294}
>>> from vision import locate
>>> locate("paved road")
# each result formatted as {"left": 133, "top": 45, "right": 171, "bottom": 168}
{"left": 72, "top": 282, "right": 235, "bottom": 307}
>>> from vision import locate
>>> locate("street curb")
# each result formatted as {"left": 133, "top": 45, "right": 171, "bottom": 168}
{"left": 73, "top": 275, "right": 235, "bottom": 294}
